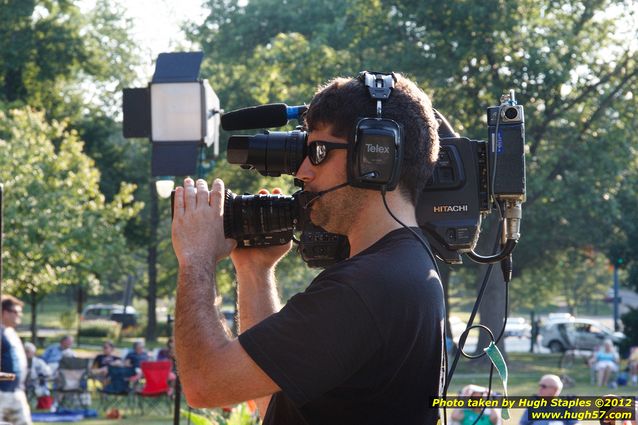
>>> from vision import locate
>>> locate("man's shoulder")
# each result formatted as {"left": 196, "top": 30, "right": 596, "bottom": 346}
{"left": 319, "top": 233, "right": 437, "bottom": 285}
{"left": 44, "top": 344, "right": 58, "bottom": 353}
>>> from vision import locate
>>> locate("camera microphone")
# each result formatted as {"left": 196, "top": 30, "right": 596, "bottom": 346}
{"left": 221, "top": 103, "right": 307, "bottom": 131}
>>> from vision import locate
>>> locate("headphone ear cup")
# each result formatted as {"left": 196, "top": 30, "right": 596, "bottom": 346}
{"left": 349, "top": 118, "right": 403, "bottom": 191}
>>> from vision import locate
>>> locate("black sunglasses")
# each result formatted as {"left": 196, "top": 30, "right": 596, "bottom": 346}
{"left": 308, "top": 140, "right": 348, "bottom": 165}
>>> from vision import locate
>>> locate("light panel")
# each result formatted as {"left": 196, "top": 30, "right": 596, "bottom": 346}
{"left": 151, "top": 82, "right": 202, "bottom": 141}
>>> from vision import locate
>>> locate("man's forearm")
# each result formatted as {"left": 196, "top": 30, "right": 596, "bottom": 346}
{"left": 235, "top": 266, "right": 281, "bottom": 419}
{"left": 175, "top": 264, "right": 231, "bottom": 402}
{"left": 236, "top": 267, "right": 282, "bottom": 332}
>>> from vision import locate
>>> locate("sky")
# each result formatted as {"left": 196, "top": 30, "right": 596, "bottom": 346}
{"left": 123, "top": 0, "right": 207, "bottom": 56}
{"left": 80, "top": 0, "right": 209, "bottom": 78}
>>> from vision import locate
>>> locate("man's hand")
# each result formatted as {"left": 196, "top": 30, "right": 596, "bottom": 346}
{"left": 230, "top": 188, "right": 292, "bottom": 271}
{"left": 172, "top": 178, "right": 236, "bottom": 268}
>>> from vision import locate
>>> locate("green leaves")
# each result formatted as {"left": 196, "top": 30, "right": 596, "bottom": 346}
{"left": 0, "top": 108, "right": 142, "bottom": 298}
{"left": 190, "top": 0, "right": 638, "bottom": 298}
{"left": 0, "top": 0, "right": 142, "bottom": 120}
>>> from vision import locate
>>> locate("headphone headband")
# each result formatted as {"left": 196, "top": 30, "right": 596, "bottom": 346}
{"left": 358, "top": 71, "right": 396, "bottom": 117}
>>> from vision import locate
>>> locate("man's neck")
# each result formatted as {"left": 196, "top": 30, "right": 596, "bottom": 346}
{"left": 346, "top": 191, "right": 417, "bottom": 257}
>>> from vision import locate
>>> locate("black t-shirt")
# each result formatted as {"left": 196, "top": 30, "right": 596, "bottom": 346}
{"left": 239, "top": 227, "right": 445, "bottom": 425}
{"left": 93, "top": 354, "right": 121, "bottom": 369}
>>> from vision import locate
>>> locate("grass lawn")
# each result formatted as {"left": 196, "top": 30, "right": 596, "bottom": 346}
{"left": 447, "top": 351, "right": 637, "bottom": 423}
{"left": 35, "top": 417, "right": 174, "bottom": 425}
{"left": 448, "top": 352, "right": 636, "bottom": 396}
{"left": 32, "top": 352, "right": 636, "bottom": 425}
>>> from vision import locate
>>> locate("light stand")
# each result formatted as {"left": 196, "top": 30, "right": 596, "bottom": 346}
{"left": 167, "top": 314, "right": 182, "bottom": 425}
{"left": 122, "top": 51, "right": 221, "bottom": 424}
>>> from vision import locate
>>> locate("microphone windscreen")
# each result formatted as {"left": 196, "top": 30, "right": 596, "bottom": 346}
{"left": 221, "top": 103, "right": 288, "bottom": 130}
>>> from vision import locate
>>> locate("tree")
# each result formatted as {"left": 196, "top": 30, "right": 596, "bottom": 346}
{"left": 187, "top": 0, "right": 638, "bottom": 353}
{"left": 0, "top": 108, "right": 142, "bottom": 341}
{"left": 0, "top": 0, "right": 141, "bottom": 121}
{"left": 0, "top": 0, "right": 179, "bottom": 340}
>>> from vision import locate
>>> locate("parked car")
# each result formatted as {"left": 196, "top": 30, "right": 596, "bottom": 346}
{"left": 503, "top": 317, "right": 532, "bottom": 338}
{"left": 545, "top": 312, "right": 574, "bottom": 324}
{"left": 540, "top": 318, "right": 625, "bottom": 352}
{"left": 81, "top": 304, "right": 138, "bottom": 328}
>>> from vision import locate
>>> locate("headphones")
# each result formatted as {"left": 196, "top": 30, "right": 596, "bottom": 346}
{"left": 347, "top": 71, "right": 404, "bottom": 192}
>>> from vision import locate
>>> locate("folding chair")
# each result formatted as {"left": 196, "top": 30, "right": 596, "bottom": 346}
{"left": 99, "top": 365, "right": 137, "bottom": 413}
{"left": 54, "top": 357, "right": 91, "bottom": 409}
{"left": 137, "top": 360, "right": 173, "bottom": 415}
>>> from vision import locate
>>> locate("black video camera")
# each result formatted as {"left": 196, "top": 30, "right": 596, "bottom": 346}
{"left": 221, "top": 91, "right": 525, "bottom": 266}
{"left": 223, "top": 189, "right": 350, "bottom": 268}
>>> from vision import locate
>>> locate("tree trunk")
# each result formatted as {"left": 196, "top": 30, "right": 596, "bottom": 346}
{"left": 472, "top": 217, "right": 507, "bottom": 364}
{"left": 76, "top": 284, "right": 85, "bottom": 346}
{"left": 146, "top": 179, "right": 158, "bottom": 343}
{"left": 30, "top": 291, "right": 38, "bottom": 345}
{"left": 473, "top": 262, "right": 507, "bottom": 360}
{"left": 529, "top": 310, "right": 536, "bottom": 353}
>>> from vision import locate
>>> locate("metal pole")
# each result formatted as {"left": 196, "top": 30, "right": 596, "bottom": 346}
{"left": 147, "top": 178, "right": 158, "bottom": 343}
{"left": 613, "top": 263, "right": 620, "bottom": 331}
{"left": 529, "top": 310, "right": 535, "bottom": 353}
{"left": 168, "top": 314, "right": 181, "bottom": 425}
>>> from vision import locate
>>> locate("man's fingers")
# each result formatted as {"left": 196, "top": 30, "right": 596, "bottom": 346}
{"left": 211, "top": 178, "right": 225, "bottom": 215}
{"left": 173, "top": 187, "right": 184, "bottom": 217}
{"left": 196, "top": 179, "right": 209, "bottom": 208}
{"left": 257, "top": 188, "right": 283, "bottom": 195}
{"left": 183, "top": 178, "right": 196, "bottom": 210}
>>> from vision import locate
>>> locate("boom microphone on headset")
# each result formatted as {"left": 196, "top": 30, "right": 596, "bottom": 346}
{"left": 221, "top": 103, "right": 307, "bottom": 131}
{"left": 299, "top": 172, "right": 378, "bottom": 209}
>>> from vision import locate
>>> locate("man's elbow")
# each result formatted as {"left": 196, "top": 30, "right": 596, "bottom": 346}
{"left": 181, "top": 374, "right": 229, "bottom": 408}
{"left": 182, "top": 380, "right": 220, "bottom": 408}
{"left": 184, "top": 392, "right": 215, "bottom": 409}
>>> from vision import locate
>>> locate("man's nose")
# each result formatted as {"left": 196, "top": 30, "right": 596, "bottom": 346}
{"left": 295, "top": 157, "right": 315, "bottom": 183}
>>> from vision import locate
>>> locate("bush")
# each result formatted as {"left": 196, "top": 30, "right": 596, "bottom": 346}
{"left": 79, "top": 319, "right": 121, "bottom": 340}
{"left": 118, "top": 318, "right": 172, "bottom": 340}
{"left": 59, "top": 311, "right": 78, "bottom": 330}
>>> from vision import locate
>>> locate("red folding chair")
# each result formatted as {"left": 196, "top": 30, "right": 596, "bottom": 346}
{"left": 137, "top": 360, "right": 172, "bottom": 415}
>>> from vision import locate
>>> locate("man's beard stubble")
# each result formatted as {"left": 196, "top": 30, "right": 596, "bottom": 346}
{"left": 310, "top": 185, "right": 367, "bottom": 235}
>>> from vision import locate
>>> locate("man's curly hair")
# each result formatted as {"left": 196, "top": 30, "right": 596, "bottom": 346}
{"left": 305, "top": 73, "right": 439, "bottom": 205}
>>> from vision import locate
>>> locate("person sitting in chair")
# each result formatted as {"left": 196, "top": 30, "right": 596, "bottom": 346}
{"left": 451, "top": 384, "right": 500, "bottom": 425}
{"left": 42, "top": 335, "right": 75, "bottom": 373}
{"left": 24, "top": 342, "right": 52, "bottom": 399}
{"left": 124, "top": 340, "right": 148, "bottom": 385}
{"left": 91, "top": 341, "right": 121, "bottom": 383}
{"left": 628, "top": 347, "right": 638, "bottom": 386}
{"left": 590, "top": 339, "right": 620, "bottom": 387}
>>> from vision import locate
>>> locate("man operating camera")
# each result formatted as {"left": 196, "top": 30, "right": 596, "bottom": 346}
{"left": 172, "top": 72, "right": 444, "bottom": 424}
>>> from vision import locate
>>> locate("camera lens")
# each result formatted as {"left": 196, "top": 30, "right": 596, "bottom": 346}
{"left": 503, "top": 107, "right": 518, "bottom": 120}
{"left": 227, "top": 130, "right": 307, "bottom": 177}
{"left": 224, "top": 190, "right": 298, "bottom": 244}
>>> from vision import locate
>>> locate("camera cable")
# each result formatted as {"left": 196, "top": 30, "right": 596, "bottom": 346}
{"left": 443, "top": 226, "right": 511, "bottom": 425}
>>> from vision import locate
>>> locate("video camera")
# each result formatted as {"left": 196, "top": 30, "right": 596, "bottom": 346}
{"left": 221, "top": 90, "right": 525, "bottom": 266}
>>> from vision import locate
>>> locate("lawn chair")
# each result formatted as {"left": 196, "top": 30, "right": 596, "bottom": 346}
{"left": 137, "top": 360, "right": 172, "bottom": 415}
{"left": 99, "top": 365, "right": 137, "bottom": 413}
{"left": 53, "top": 357, "right": 91, "bottom": 410}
